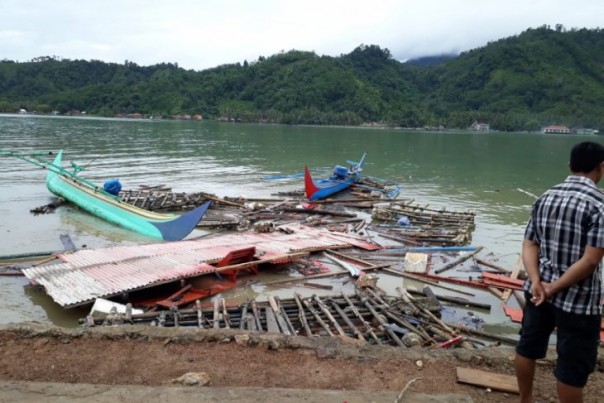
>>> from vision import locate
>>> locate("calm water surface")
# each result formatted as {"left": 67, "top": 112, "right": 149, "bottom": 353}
{"left": 0, "top": 115, "right": 593, "bottom": 333}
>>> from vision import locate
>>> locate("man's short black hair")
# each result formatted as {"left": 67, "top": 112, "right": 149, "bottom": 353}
{"left": 570, "top": 141, "right": 604, "bottom": 173}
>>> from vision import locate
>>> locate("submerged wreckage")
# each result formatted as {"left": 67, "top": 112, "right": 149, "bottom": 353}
{"left": 1, "top": 149, "right": 544, "bottom": 350}
{"left": 10, "top": 185, "right": 541, "bottom": 349}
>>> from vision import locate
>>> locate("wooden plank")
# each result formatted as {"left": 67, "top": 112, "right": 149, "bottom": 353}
{"left": 456, "top": 367, "right": 519, "bottom": 394}
{"left": 276, "top": 296, "right": 296, "bottom": 335}
{"left": 251, "top": 300, "right": 263, "bottom": 331}
{"left": 329, "top": 299, "right": 364, "bottom": 341}
{"left": 488, "top": 286, "right": 505, "bottom": 300}
{"left": 294, "top": 293, "right": 312, "bottom": 336}
{"left": 264, "top": 306, "right": 280, "bottom": 333}
{"left": 268, "top": 296, "right": 291, "bottom": 335}
{"left": 302, "top": 297, "right": 334, "bottom": 336}
{"left": 239, "top": 302, "right": 247, "bottom": 330}
{"left": 302, "top": 282, "right": 333, "bottom": 290}
{"left": 212, "top": 299, "right": 220, "bottom": 328}
{"left": 221, "top": 298, "right": 230, "bottom": 329}
{"left": 314, "top": 295, "right": 345, "bottom": 336}
{"left": 502, "top": 256, "right": 524, "bottom": 303}
{"left": 481, "top": 271, "right": 524, "bottom": 289}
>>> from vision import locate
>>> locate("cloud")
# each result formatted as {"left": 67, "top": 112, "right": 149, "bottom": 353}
{"left": 0, "top": 0, "right": 602, "bottom": 69}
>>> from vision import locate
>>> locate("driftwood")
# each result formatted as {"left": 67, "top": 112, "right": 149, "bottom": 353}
{"left": 433, "top": 246, "right": 484, "bottom": 274}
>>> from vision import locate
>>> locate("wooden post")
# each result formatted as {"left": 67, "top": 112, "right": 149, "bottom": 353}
{"left": 213, "top": 299, "right": 220, "bottom": 329}
{"left": 301, "top": 296, "right": 333, "bottom": 336}
{"left": 502, "top": 255, "right": 524, "bottom": 303}
{"left": 276, "top": 296, "right": 297, "bottom": 335}
{"left": 221, "top": 298, "right": 230, "bottom": 329}
{"left": 251, "top": 300, "right": 263, "bottom": 331}
{"left": 294, "top": 293, "right": 312, "bottom": 337}
{"left": 314, "top": 295, "right": 346, "bottom": 336}
{"left": 239, "top": 302, "right": 248, "bottom": 330}
{"left": 196, "top": 300, "right": 203, "bottom": 329}
{"left": 342, "top": 293, "right": 381, "bottom": 344}
{"left": 329, "top": 299, "right": 364, "bottom": 341}
{"left": 265, "top": 307, "right": 280, "bottom": 333}
{"left": 268, "top": 295, "right": 291, "bottom": 335}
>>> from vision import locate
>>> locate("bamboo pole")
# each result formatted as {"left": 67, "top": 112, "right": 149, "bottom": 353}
{"left": 276, "top": 296, "right": 297, "bottom": 335}
{"left": 196, "top": 300, "right": 203, "bottom": 329}
{"left": 362, "top": 296, "right": 405, "bottom": 347}
{"left": 268, "top": 295, "right": 291, "bottom": 335}
{"left": 501, "top": 255, "right": 524, "bottom": 303}
{"left": 475, "top": 258, "right": 511, "bottom": 274}
{"left": 301, "top": 296, "right": 333, "bottom": 336}
{"left": 433, "top": 246, "right": 484, "bottom": 274}
{"left": 251, "top": 300, "right": 263, "bottom": 331}
{"left": 383, "top": 311, "right": 433, "bottom": 342}
{"left": 396, "top": 287, "right": 456, "bottom": 336}
{"left": 294, "top": 293, "right": 312, "bottom": 337}
{"left": 342, "top": 293, "right": 381, "bottom": 344}
{"left": 329, "top": 299, "right": 364, "bottom": 341}
{"left": 213, "top": 299, "right": 220, "bottom": 329}
{"left": 382, "top": 268, "right": 476, "bottom": 297}
{"left": 314, "top": 296, "right": 346, "bottom": 336}
{"left": 239, "top": 302, "right": 248, "bottom": 330}
{"left": 405, "top": 289, "right": 490, "bottom": 310}
{"left": 221, "top": 298, "right": 231, "bottom": 329}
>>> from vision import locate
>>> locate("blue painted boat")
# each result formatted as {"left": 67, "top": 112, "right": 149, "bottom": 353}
{"left": 304, "top": 153, "right": 367, "bottom": 201}
{"left": 1, "top": 149, "right": 210, "bottom": 241}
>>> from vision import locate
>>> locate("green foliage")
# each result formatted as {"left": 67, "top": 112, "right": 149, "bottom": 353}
{"left": 2, "top": 27, "right": 604, "bottom": 131}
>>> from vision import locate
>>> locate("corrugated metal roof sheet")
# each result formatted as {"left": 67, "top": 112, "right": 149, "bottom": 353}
{"left": 23, "top": 225, "right": 376, "bottom": 308}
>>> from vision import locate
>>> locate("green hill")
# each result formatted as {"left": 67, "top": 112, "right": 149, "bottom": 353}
{"left": 1, "top": 25, "right": 604, "bottom": 131}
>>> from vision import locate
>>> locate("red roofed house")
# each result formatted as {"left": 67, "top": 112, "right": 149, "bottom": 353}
{"left": 542, "top": 125, "right": 571, "bottom": 134}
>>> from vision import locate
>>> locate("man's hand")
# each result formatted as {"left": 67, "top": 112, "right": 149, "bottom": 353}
{"left": 529, "top": 281, "right": 548, "bottom": 306}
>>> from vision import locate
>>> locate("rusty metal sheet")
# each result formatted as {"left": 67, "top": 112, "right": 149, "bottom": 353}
{"left": 23, "top": 224, "right": 378, "bottom": 308}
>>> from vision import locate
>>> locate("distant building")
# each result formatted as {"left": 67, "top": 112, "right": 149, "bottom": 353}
{"left": 576, "top": 128, "right": 599, "bottom": 135}
{"left": 542, "top": 125, "right": 571, "bottom": 134}
{"left": 470, "top": 121, "right": 490, "bottom": 132}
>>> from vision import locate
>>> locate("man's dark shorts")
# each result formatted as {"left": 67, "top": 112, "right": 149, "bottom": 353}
{"left": 515, "top": 292, "right": 600, "bottom": 388}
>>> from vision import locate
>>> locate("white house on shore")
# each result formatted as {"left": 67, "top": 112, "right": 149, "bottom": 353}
{"left": 469, "top": 121, "right": 490, "bottom": 132}
{"left": 542, "top": 125, "right": 571, "bottom": 134}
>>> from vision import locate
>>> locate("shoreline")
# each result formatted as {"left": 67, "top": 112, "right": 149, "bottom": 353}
{"left": 1, "top": 323, "right": 603, "bottom": 402}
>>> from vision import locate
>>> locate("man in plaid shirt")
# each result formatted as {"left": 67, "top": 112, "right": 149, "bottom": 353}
{"left": 515, "top": 141, "right": 604, "bottom": 403}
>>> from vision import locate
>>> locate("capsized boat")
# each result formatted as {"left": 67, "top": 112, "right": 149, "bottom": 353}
{"left": 304, "top": 153, "right": 367, "bottom": 201}
{"left": 1, "top": 149, "right": 210, "bottom": 241}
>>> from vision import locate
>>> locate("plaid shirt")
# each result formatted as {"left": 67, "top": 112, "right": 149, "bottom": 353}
{"left": 524, "top": 175, "right": 604, "bottom": 315}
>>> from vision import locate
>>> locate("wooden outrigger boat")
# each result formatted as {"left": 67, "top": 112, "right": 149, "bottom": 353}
{"left": 304, "top": 153, "right": 367, "bottom": 201}
{"left": 1, "top": 149, "right": 210, "bottom": 241}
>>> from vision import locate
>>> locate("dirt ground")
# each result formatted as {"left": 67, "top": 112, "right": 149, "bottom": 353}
{"left": 1, "top": 324, "right": 604, "bottom": 403}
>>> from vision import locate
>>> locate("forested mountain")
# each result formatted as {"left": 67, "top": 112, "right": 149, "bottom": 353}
{"left": 1, "top": 25, "right": 604, "bottom": 131}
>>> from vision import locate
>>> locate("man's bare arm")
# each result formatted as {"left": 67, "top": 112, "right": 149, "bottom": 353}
{"left": 547, "top": 245, "right": 604, "bottom": 295}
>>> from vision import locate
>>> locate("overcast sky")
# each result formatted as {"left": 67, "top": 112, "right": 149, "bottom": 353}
{"left": 1, "top": 0, "right": 602, "bottom": 71}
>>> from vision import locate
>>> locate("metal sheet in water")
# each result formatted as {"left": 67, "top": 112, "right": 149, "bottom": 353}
{"left": 23, "top": 225, "right": 370, "bottom": 307}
